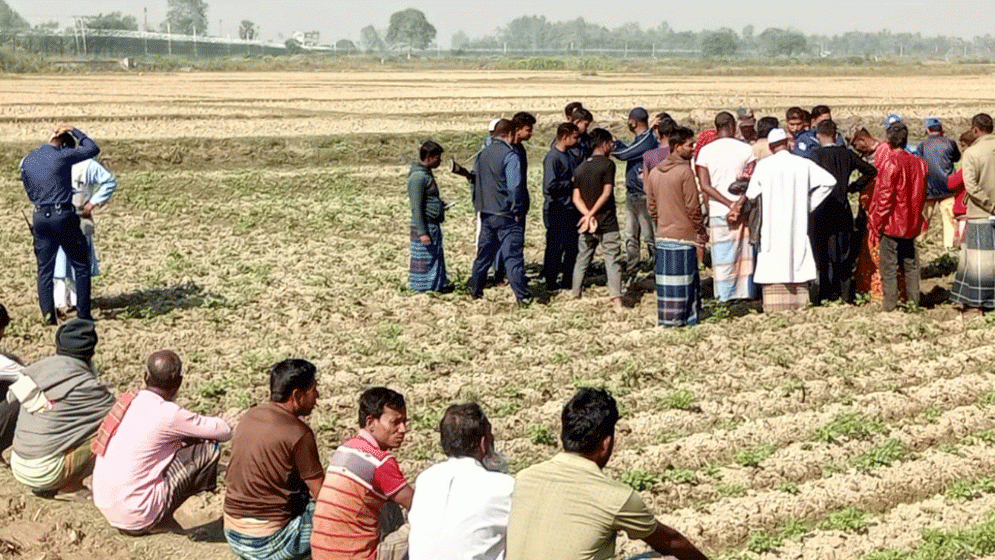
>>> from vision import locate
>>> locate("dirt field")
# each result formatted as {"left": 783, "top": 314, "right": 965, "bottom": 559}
{"left": 1, "top": 68, "right": 995, "bottom": 560}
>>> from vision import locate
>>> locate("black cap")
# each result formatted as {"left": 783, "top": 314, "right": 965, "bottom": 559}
{"left": 56, "top": 319, "right": 97, "bottom": 359}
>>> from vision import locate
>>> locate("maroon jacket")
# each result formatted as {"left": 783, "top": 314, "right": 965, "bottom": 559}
{"left": 869, "top": 147, "right": 927, "bottom": 239}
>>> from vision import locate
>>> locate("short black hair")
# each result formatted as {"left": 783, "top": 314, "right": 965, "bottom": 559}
{"left": 972, "top": 113, "right": 994, "bottom": 134}
{"left": 358, "top": 386, "right": 406, "bottom": 427}
{"left": 571, "top": 108, "right": 593, "bottom": 123}
{"left": 714, "top": 111, "right": 736, "bottom": 132}
{"left": 0, "top": 303, "right": 9, "bottom": 330}
{"left": 927, "top": 124, "right": 943, "bottom": 133}
{"left": 556, "top": 122, "right": 579, "bottom": 140}
{"left": 419, "top": 140, "right": 444, "bottom": 161}
{"left": 816, "top": 119, "right": 837, "bottom": 139}
{"left": 439, "top": 402, "right": 490, "bottom": 458}
{"left": 564, "top": 101, "right": 584, "bottom": 118}
{"left": 561, "top": 387, "right": 619, "bottom": 454}
{"left": 887, "top": 122, "right": 909, "bottom": 150}
{"left": 811, "top": 105, "right": 831, "bottom": 120}
{"left": 801, "top": 109, "right": 812, "bottom": 123}
{"left": 669, "top": 126, "right": 695, "bottom": 150}
{"left": 656, "top": 113, "right": 677, "bottom": 138}
{"left": 270, "top": 359, "right": 316, "bottom": 403}
{"left": 492, "top": 118, "right": 514, "bottom": 137}
{"left": 512, "top": 112, "right": 536, "bottom": 130}
{"left": 757, "top": 116, "right": 779, "bottom": 140}
{"left": 785, "top": 107, "right": 806, "bottom": 121}
{"left": 589, "top": 127, "right": 613, "bottom": 149}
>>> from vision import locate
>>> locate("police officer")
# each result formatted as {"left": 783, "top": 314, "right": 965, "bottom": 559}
{"left": 20, "top": 125, "right": 100, "bottom": 324}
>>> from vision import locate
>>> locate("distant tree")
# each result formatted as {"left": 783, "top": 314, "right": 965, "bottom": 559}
{"left": 701, "top": 29, "right": 739, "bottom": 57}
{"left": 85, "top": 12, "right": 139, "bottom": 31}
{"left": 451, "top": 29, "right": 469, "bottom": 51}
{"left": 335, "top": 39, "right": 356, "bottom": 53}
{"left": 360, "top": 25, "right": 386, "bottom": 54}
{"left": 33, "top": 21, "right": 60, "bottom": 33}
{"left": 238, "top": 19, "right": 256, "bottom": 40}
{"left": 285, "top": 37, "right": 302, "bottom": 54}
{"left": 501, "top": 15, "right": 552, "bottom": 50}
{"left": 0, "top": 0, "right": 28, "bottom": 29}
{"left": 385, "top": 8, "right": 436, "bottom": 56}
{"left": 161, "top": 0, "right": 208, "bottom": 35}
{"left": 758, "top": 27, "right": 808, "bottom": 56}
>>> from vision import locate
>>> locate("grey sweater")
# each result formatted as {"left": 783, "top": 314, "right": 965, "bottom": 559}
{"left": 13, "top": 355, "right": 114, "bottom": 459}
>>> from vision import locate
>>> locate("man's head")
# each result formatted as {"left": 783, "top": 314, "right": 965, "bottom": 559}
{"left": 145, "top": 349, "right": 183, "bottom": 399}
{"left": 589, "top": 128, "right": 614, "bottom": 156}
{"left": 656, "top": 112, "right": 677, "bottom": 141}
{"left": 488, "top": 118, "right": 501, "bottom": 136}
{"left": 810, "top": 105, "right": 832, "bottom": 125}
{"left": 737, "top": 107, "right": 757, "bottom": 142}
{"left": 669, "top": 126, "right": 696, "bottom": 160}
{"left": 887, "top": 122, "right": 909, "bottom": 150}
{"left": 50, "top": 131, "right": 77, "bottom": 148}
{"left": 359, "top": 387, "right": 408, "bottom": 450}
{"left": 816, "top": 119, "right": 838, "bottom": 146}
{"left": 849, "top": 127, "right": 878, "bottom": 154}
{"left": 570, "top": 108, "right": 594, "bottom": 134}
{"left": 785, "top": 107, "right": 807, "bottom": 137}
{"left": 756, "top": 116, "right": 779, "bottom": 142}
{"left": 555, "top": 122, "right": 580, "bottom": 149}
{"left": 564, "top": 101, "right": 584, "bottom": 119}
{"left": 561, "top": 387, "right": 619, "bottom": 468}
{"left": 269, "top": 358, "right": 318, "bottom": 416}
{"left": 511, "top": 112, "right": 536, "bottom": 143}
{"left": 885, "top": 113, "right": 904, "bottom": 129}
{"left": 0, "top": 303, "right": 8, "bottom": 340}
{"left": 960, "top": 129, "right": 978, "bottom": 150}
{"left": 971, "top": 113, "right": 994, "bottom": 136}
{"left": 492, "top": 118, "right": 514, "bottom": 142}
{"left": 925, "top": 117, "right": 943, "bottom": 135}
{"left": 627, "top": 107, "right": 649, "bottom": 133}
{"left": 419, "top": 140, "right": 444, "bottom": 169}
{"left": 715, "top": 111, "right": 736, "bottom": 137}
{"left": 439, "top": 402, "right": 493, "bottom": 461}
{"left": 768, "top": 128, "right": 790, "bottom": 152}
{"left": 55, "top": 319, "right": 97, "bottom": 362}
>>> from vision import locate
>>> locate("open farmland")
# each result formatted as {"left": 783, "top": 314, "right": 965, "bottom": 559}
{"left": 1, "top": 68, "right": 995, "bottom": 559}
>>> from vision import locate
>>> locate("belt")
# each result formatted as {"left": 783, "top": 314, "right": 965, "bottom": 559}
{"left": 34, "top": 203, "right": 74, "bottom": 212}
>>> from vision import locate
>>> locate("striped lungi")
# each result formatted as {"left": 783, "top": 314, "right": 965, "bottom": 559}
{"left": 762, "top": 283, "right": 809, "bottom": 312}
{"left": 409, "top": 222, "right": 448, "bottom": 292}
{"left": 950, "top": 220, "right": 995, "bottom": 309}
{"left": 655, "top": 240, "right": 701, "bottom": 327}
{"left": 709, "top": 216, "right": 755, "bottom": 300}
{"left": 225, "top": 501, "right": 315, "bottom": 560}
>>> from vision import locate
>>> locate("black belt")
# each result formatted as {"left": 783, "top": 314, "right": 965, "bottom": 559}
{"left": 34, "top": 203, "right": 74, "bottom": 212}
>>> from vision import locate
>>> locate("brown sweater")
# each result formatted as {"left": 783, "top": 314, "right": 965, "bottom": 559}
{"left": 645, "top": 153, "right": 706, "bottom": 244}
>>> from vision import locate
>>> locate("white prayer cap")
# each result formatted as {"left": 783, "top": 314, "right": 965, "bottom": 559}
{"left": 488, "top": 118, "right": 501, "bottom": 132}
{"left": 768, "top": 128, "right": 788, "bottom": 144}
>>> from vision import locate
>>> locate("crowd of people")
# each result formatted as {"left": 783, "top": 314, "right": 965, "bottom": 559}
{"left": 408, "top": 103, "right": 995, "bottom": 325}
{"left": 0, "top": 311, "right": 708, "bottom": 560}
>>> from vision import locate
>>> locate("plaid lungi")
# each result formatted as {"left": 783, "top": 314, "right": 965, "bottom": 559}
{"left": 225, "top": 501, "right": 315, "bottom": 560}
{"left": 950, "top": 220, "right": 995, "bottom": 308}
{"left": 709, "top": 216, "right": 755, "bottom": 300}
{"left": 655, "top": 240, "right": 701, "bottom": 327}
{"left": 409, "top": 222, "right": 448, "bottom": 292}
{"left": 762, "top": 283, "right": 809, "bottom": 312}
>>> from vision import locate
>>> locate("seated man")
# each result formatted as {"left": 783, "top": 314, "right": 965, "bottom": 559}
{"left": 92, "top": 350, "right": 232, "bottom": 535}
{"left": 1, "top": 303, "right": 25, "bottom": 458}
{"left": 506, "top": 388, "right": 709, "bottom": 560}
{"left": 10, "top": 318, "right": 114, "bottom": 497}
{"left": 408, "top": 403, "right": 514, "bottom": 560}
{"left": 224, "top": 359, "right": 324, "bottom": 560}
{"left": 312, "top": 387, "right": 413, "bottom": 560}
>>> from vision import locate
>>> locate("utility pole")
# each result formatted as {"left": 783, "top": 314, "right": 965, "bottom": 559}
{"left": 167, "top": 22, "right": 172, "bottom": 55}
{"left": 144, "top": 7, "right": 149, "bottom": 56}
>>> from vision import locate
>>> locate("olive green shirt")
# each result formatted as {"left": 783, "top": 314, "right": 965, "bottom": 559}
{"left": 506, "top": 452, "right": 658, "bottom": 560}
{"left": 963, "top": 134, "right": 995, "bottom": 219}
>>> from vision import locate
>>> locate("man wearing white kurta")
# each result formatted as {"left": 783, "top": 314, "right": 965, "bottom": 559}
{"left": 744, "top": 129, "right": 835, "bottom": 312}
{"left": 408, "top": 403, "right": 513, "bottom": 560}
{"left": 54, "top": 159, "right": 117, "bottom": 311}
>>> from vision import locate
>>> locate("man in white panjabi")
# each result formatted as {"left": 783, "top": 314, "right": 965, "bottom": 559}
{"left": 53, "top": 158, "right": 117, "bottom": 312}
{"left": 743, "top": 128, "right": 835, "bottom": 312}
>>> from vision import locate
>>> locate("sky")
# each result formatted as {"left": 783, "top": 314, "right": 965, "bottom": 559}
{"left": 11, "top": 1, "right": 993, "bottom": 46}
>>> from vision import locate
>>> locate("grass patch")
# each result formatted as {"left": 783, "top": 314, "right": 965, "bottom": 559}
{"left": 945, "top": 477, "right": 995, "bottom": 501}
{"left": 659, "top": 389, "right": 697, "bottom": 411}
{"left": 859, "top": 509, "right": 995, "bottom": 560}
{"left": 813, "top": 412, "right": 889, "bottom": 443}
{"left": 852, "top": 439, "right": 908, "bottom": 471}
{"left": 819, "top": 506, "right": 869, "bottom": 533}
{"left": 734, "top": 444, "right": 776, "bottom": 468}
{"left": 526, "top": 423, "right": 557, "bottom": 446}
{"left": 620, "top": 469, "right": 659, "bottom": 492}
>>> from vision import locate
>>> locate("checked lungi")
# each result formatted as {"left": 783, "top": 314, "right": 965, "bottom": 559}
{"left": 950, "top": 220, "right": 995, "bottom": 309}
{"left": 409, "top": 222, "right": 448, "bottom": 292}
{"left": 762, "top": 283, "right": 809, "bottom": 313}
{"left": 655, "top": 240, "right": 701, "bottom": 327}
{"left": 708, "top": 216, "right": 755, "bottom": 301}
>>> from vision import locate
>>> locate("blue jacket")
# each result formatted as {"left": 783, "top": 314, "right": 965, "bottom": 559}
{"left": 612, "top": 129, "right": 658, "bottom": 195}
{"left": 21, "top": 129, "right": 100, "bottom": 205}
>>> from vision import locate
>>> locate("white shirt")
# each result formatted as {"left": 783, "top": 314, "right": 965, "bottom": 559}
{"left": 695, "top": 137, "right": 757, "bottom": 217}
{"left": 746, "top": 150, "right": 835, "bottom": 284}
{"left": 408, "top": 456, "right": 515, "bottom": 560}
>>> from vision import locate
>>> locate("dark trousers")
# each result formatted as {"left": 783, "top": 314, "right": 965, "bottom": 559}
{"left": 471, "top": 213, "right": 529, "bottom": 301}
{"left": 880, "top": 234, "right": 920, "bottom": 311}
{"left": 0, "top": 381, "right": 18, "bottom": 455}
{"left": 810, "top": 200, "right": 856, "bottom": 304}
{"left": 33, "top": 207, "right": 91, "bottom": 321}
{"left": 542, "top": 204, "right": 581, "bottom": 289}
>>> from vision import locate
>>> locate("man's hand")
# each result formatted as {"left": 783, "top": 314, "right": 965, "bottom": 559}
{"left": 53, "top": 124, "right": 75, "bottom": 137}
{"left": 695, "top": 232, "right": 709, "bottom": 245}
{"left": 419, "top": 234, "right": 432, "bottom": 245}
{"left": 81, "top": 202, "right": 96, "bottom": 219}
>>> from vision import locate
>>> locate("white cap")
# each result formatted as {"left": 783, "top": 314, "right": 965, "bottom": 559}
{"left": 488, "top": 118, "right": 501, "bottom": 132}
{"left": 768, "top": 128, "right": 788, "bottom": 144}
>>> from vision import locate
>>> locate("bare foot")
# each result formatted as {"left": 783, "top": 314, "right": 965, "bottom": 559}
{"left": 611, "top": 297, "right": 624, "bottom": 310}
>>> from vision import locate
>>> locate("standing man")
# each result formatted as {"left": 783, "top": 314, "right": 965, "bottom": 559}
{"left": 311, "top": 387, "right": 413, "bottom": 560}
{"left": 572, "top": 129, "right": 625, "bottom": 310}
{"left": 642, "top": 113, "right": 677, "bottom": 179}
{"left": 567, "top": 107, "right": 595, "bottom": 166}
{"left": 951, "top": 113, "right": 995, "bottom": 312}
{"left": 811, "top": 119, "right": 878, "bottom": 303}
{"left": 20, "top": 126, "right": 100, "bottom": 324}
{"left": 645, "top": 127, "right": 707, "bottom": 327}
{"left": 850, "top": 127, "right": 895, "bottom": 299}
{"left": 612, "top": 107, "right": 659, "bottom": 273}
{"left": 791, "top": 105, "right": 844, "bottom": 159}
{"left": 505, "top": 388, "right": 709, "bottom": 560}
{"left": 745, "top": 129, "right": 835, "bottom": 312}
{"left": 869, "top": 123, "right": 928, "bottom": 311}
{"left": 408, "top": 140, "right": 451, "bottom": 293}
{"left": 510, "top": 111, "right": 536, "bottom": 227}
{"left": 223, "top": 359, "right": 323, "bottom": 560}
{"left": 53, "top": 154, "right": 117, "bottom": 313}
{"left": 696, "top": 111, "right": 758, "bottom": 301}
{"left": 542, "top": 122, "right": 581, "bottom": 290}
{"left": 408, "top": 403, "right": 513, "bottom": 560}
{"left": 470, "top": 119, "right": 531, "bottom": 305}
{"left": 917, "top": 117, "right": 961, "bottom": 251}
